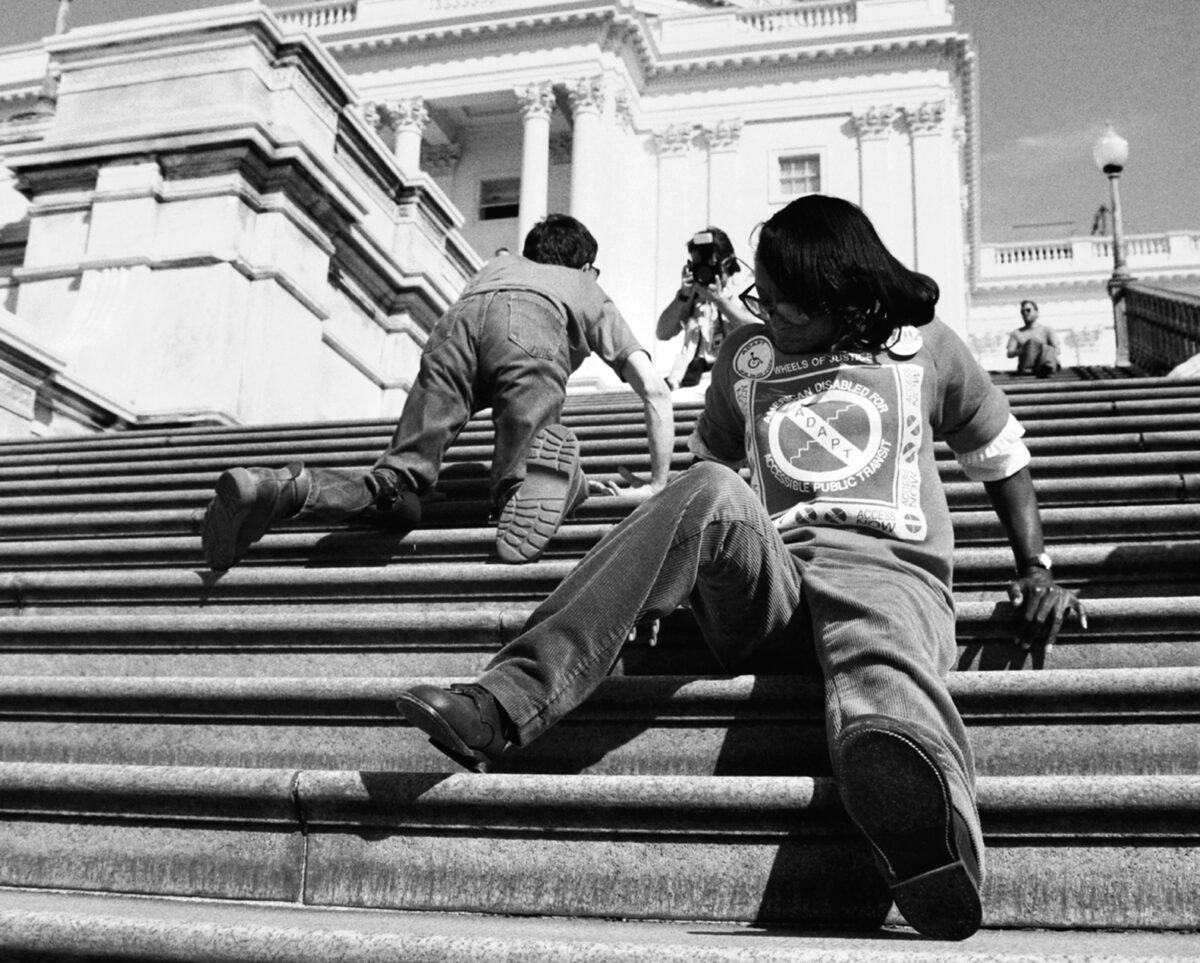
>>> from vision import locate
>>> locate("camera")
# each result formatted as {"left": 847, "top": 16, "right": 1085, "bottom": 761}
{"left": 685, "top": 231, "right": 736, "bottom": 287}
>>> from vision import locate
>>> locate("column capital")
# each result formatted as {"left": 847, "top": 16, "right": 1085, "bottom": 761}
{"left": 850, "top": 105, "right": 897, "bottom": 140}
{"left": 567, "top": 77, "right": 606, "bottom": 117}
{"left": 614, "top": 90, "right": 636, "bottom": 132}
{"left": 653, "top": 124, "right": 696, "bottom": 157}
{"left": 703, "top": 118, "right": 743, "bottom": 153}
{"left": 385, "top": 96, "right": 430, "bottom": 134}
{"left": 515, "top": 82, "right": 555, "bottom": 122}
{"left": 904, "top": 100, "right": 946, "bottom": 136}
{"left": 361, "top": 100, "right": 385, "bottom": 134}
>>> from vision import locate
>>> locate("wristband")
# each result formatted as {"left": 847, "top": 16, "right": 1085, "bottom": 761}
{"left": 1018, "top": 552, "right": 1052, "bottom": 575}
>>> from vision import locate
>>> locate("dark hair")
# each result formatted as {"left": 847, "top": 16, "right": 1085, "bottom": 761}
{"left": 756, "top": 194, "right": 939, "bottom": 352}
{"left": 687, "top": 226, "right": 735, "bottom": 261}
{"left": 522, "top": 214, "right": 598, "bottom": 269}
{"left": 1020, "top": 299, "right": 1039, "bottom": 311}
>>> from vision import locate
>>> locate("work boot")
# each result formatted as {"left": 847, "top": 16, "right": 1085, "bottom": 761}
{"left": 836, "top": 717, "right": 983, "bottom": 941}
{"left": 202, "top": 462, "right": 310, "bottom": 571}
{"left": 368, "top": 467, "right": 422, "bottom": 528}
{"left": 396, "top": 683, "right": 511, "bottom": 772}
{"left": 495, "top": 424, "right": 587, "bottom": 564}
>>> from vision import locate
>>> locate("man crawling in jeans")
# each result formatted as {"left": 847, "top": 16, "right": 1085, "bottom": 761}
{"left": 201, "top": 213, "right": 674, "bottom": 569}
{"left": 397, "top": 195, "right": 1086, "bottom": 941}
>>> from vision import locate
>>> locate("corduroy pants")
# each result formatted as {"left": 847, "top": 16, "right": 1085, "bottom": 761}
{"left": 479, "top": 461, "right": 981, "bottom": 848}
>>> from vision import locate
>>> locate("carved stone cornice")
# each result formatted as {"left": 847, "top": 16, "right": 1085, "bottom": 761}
{"left": 421, "top": 143, "right": 461, "bottom": 176}
{"left": 550, "top": 132, "right": 573, "bottom": 165}
{"left": 567, "top": 77, "right": 605, "bottom": 117}
{"left": 850, "top": 105, "right": 897, "bottom": 140}
{"left": 385, "top": 96, "right": 430, "bottom": 134}
{"left": 904, "top": 100, "right": 946, "bottom": 136}
{"left": 515, "top": 82, "right": 555, "bottom": 122}
{"left": 653, "top": 123, "right": 696, "bottom": 157}
{"left": 703, "top": 118, "right": 743, "bottom": 153}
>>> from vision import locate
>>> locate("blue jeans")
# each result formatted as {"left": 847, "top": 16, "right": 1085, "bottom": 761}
{"left": 300, "top": 289, "right": 570, "bottom": 517}
{"left": 480, "top": 462, "right": 981, "bottom": 845}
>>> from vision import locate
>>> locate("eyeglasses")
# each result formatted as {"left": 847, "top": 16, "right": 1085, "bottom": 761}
{"left": 583, "top": 264, "right": 601, "bottom": 280}
{"left": 740, "top": 283, "right": 798, "bottom": 323}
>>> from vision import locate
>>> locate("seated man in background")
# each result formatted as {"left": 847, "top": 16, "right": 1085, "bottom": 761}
{"left": 1006, "top": 299, "right": 1061, "bottom": 377}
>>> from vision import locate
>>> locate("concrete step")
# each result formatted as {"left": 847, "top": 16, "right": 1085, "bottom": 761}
{"left": 1, "top": 669, "right": 1198, "bottom": 777}
{"left": 1, "top": 596, "right": 1197, "bottom": 677}
{"left": 4, "top": 889, "right": 1198, "bottom": 963}
{"left": 4, "top": 504, "right": 1200, "bottom": 573}
{"left": 1, "top": 762, "right": 1196, "bottom": 929}
{"left": 4, "top": 474, "right": 1197, "bottom": 544}
{"left": 3, "top": 419, "right": 1200, "bottom": 485}
{"left": 6, "top": 433, "right": 1200, "bottom": 505}
{"left": 0, "top": 542, "right": 1196, "bottom": 612}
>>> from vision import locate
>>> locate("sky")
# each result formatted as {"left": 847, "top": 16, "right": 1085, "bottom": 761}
{"left": 3, "top": 0, "right": 1197, "bottom": 243}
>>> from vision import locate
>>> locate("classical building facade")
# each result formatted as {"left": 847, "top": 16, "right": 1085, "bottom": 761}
{"left": 283, "top": 0, "right": 976, "bottom": 384}
{"left": 7, "top": 1, "right": 1189, "bottom": 436}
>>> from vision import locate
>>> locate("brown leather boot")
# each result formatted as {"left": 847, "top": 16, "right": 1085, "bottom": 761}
{"left": 396, "top": 683, "right": 511, "bottom": 773}
{"left": 201, "top": 462, "right": 310, "bottom": 570}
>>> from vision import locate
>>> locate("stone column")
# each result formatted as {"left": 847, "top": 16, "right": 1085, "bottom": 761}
{"left": 905, "top": 100, "right": 966, "bottom": 335}
{"left": 703, "top": 118, "right": 743, "bottom": 230}
{"left": 905, "top": 101, "right": 948, "bottom": 276}
{"left": 653, "top": 124, "right": 696, "bottom": 362}
{"left": 851, "top": 105, "right": 905, "bottom": 258}
{"left": 387, "top": 97, "right": 429, "bottom": 174}
{"left": 515, "top": 82, "right": 555, "bottom": 246}
{"left": 567, "top": 77, "right": 605, "bottom": 235}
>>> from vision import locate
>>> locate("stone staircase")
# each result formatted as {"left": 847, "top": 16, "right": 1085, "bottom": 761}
{"left": 2, "top": 373, "right": 1200, "bottom": 961}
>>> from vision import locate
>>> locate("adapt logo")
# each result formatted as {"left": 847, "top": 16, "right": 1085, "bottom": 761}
{"left": 765, "top": 381, "right": 891, "bottom": 489}
{"left": 733, "top": 335, "right": 775, "bottom": 380}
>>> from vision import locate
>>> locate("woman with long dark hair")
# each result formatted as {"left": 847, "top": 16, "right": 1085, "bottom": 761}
{"left": 397, "top": 194, "right": 1085, "bottom": 940}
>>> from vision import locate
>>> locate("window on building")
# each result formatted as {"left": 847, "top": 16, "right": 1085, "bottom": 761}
{"left": 479, "top": 177, "right": 520, "bottom": 221}
{"left": 777, "top": 153, "right": 821, "bottom": 197}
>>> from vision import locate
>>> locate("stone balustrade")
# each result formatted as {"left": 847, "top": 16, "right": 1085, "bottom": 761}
{"left": 1123, "top": 282, "right": 1200, "bottom": 375}
{"left": 736, "top": 2, "right": 858, "bottom": 34}
{"left": 979, "top": 232, "right": 1200, "bottom": 281}
{"left": 276, "top": 1, "right": 358, "bottom": 29}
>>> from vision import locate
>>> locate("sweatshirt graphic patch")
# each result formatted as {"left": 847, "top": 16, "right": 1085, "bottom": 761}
{"left": 740, "top": 360, "right": 927, "bottom": 542}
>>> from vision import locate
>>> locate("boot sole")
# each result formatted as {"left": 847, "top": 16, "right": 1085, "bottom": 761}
{"left": 495, "top": 425, "right": 583, "bottom": 564}
{"left": 396, "top": 692, "right": 493, "bottom": 773}
{"left": 201, "top": 468, "right": 261, "bottom": 571}
{"left": 839, "top": 726, "right": 982, "bottom": 941}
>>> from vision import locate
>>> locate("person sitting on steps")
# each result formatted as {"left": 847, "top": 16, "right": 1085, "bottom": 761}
{"left": 1006, "top": 299, "right": 1062, "bottom": 377}
{"left": 396, "top": 194, "right": 1086, "bottom": 942}
{"left": 201, "top": 213, "right": 674, "bottom": 569}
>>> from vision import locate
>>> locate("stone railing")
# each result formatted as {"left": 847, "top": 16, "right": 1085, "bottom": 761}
{"left": 978, "top": 231, "right": 1200, "bottom": 281}
{"left": 735, "top": 2, "right": 857, "bottom": 33}
{"left": 1122, "top": 282, "right": 1200, "bottom": 375}
{"left": 276, "top": 1, "right": 358, "bottom": 29}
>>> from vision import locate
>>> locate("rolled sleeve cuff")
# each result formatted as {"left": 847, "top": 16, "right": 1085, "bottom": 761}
{"left": 956, "top": 414, "right": 1032, "bottom": 482}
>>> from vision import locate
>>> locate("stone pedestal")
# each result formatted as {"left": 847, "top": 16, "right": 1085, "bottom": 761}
{"left": 0, "top": 5, "right": 476, "bottom": 433}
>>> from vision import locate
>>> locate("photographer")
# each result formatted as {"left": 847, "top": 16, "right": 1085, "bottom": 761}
{"left": 656, "top": 227, "right": 758, "bottom": 390}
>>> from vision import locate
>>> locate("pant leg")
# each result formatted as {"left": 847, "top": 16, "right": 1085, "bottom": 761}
{"left": 1016, "top": 338, "right": 1040, "bottom": 373}
{"left": 296, "top": 467, "right": 400, "bottom": 520}
{"left": 476, "top": 290, "right": 570, "bottom": 507}
{"left": 479, "top": 461, "right": 805, "bottom": 744}
{"left": 373, "top": 295, "right": 487, "bottom": 494}
{"left": 803, "top": 551, "right": 981, "bottom": 855}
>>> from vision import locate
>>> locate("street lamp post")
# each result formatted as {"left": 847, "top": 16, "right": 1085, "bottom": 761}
{"left": 1093, "top": 125, "right": 1131, "bottom": 365}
